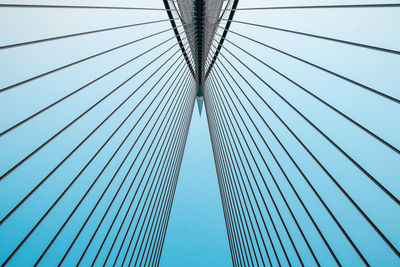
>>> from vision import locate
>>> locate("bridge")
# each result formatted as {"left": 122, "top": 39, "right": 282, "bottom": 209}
{"left": 0, "top": 0, "right": 399, "bottom": 266}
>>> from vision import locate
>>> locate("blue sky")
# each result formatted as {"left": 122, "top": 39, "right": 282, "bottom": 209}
{"left": 0, "top": 0, "right": 399, "bottom": 266}
{"left": 160, "top": 110, "right": 231, "bottom": 266}
{"left": 0, "top": 1, "right": 232, "bottom": 265}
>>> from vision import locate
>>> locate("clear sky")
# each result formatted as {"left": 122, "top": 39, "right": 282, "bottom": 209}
{"left": 0, "top": 1, "right": 232, "bottom": 265}
{"left": 0, "top": 0, "right": 399, "bottom": 266}
{"left": 160, "top": 109, "right": 231, "bottom": 266}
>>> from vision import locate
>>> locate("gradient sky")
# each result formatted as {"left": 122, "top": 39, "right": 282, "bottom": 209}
{"left": 160, "top": 110, "right": 231, "bottom": 266}
{"left": 0, "top": 0, "right": 399, "bottom": 266}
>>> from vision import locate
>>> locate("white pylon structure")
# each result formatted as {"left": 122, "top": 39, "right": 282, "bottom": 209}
{"left": 0, "top": 1, "right": 399, "bottom": 266}
{"left": 163, "top": 0, "right": 239, "bottom": 114}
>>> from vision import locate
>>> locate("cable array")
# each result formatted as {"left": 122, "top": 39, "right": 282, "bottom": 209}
{"left": 0, "top": 1, "right": 399, "bottom": 266}
{"left": 204, "top": 3, "right": 400, "bottom": 265}
{"left": 0, "top": 3, "right": 197, "bottom": 265}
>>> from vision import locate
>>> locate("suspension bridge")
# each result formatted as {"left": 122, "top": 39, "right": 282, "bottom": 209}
{"left": 0, "top": 0, "right": 399, "bottom": 266}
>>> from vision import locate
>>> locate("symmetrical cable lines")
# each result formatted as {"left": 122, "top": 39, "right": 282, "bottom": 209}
{"left": 0, "top": 0, "right": 399, "bottom": 266}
